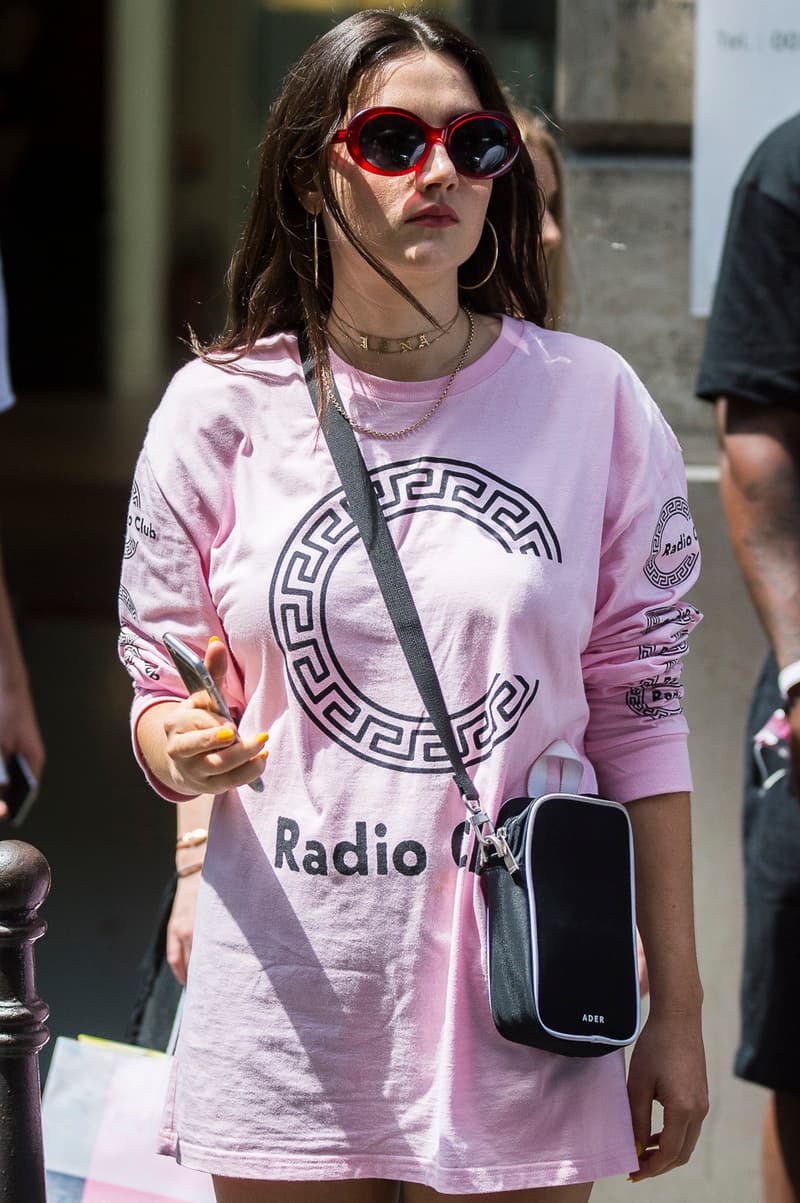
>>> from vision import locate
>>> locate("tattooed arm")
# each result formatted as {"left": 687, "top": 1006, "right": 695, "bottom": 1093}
{"left": 716, "top": 397, "right": 800, "bottom": 790}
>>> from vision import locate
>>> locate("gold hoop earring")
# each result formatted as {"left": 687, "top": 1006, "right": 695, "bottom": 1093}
{"left": 313, "top": 213, "right": 320, "bottom": 288}
{"left": 460, "top": 219, "right": 498, "bottom": 291}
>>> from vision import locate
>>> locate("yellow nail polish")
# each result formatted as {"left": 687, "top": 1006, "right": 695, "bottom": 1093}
{"left": 259, "top": 748, "right": 269, "bottom": 761}
{"left": 208, "top": 635, "right": 222, "bottom": 645}
{"left": 216, "top": 728, "right": 235, "bottom": 743}
{"left": 257, "top": 731, "right": 269, "bottom": 745}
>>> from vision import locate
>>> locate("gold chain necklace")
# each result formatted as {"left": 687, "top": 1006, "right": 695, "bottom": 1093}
{"left": 329, "top": 306, "right": 460, "bottom": 354}
{"left": 327, "top": 308, "right": 475, "bottom": 441}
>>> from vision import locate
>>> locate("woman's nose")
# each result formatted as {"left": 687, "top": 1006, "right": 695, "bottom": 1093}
{"left": 416, "top": 137, "right": 458, "bottom": 188}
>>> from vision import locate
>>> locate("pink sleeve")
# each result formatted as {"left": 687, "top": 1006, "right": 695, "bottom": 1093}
{"left": 118, "top": 441, "right": 246, "bottom": 802}
{"left": 581, "top": 368, "right": 702, "bottom": 803}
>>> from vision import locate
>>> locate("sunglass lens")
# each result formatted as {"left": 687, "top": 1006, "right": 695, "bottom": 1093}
{"left": 451, "top": 117, "right": 514, "bottom": 177}
{"left": 358, "top": 113, "right": 427, "bottom": 173}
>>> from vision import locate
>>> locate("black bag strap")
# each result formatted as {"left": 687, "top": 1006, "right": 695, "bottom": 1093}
{"left": 299, "top": 335, "right": 518, "bottom": 870}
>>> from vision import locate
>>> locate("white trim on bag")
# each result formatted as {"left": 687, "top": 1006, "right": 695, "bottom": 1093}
{"left": 524, "top": 792, "right": 641, "bottom": 1047}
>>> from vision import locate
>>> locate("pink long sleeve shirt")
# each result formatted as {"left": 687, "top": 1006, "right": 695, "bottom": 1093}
{"left": 119, "top": 317, "right": 701, "bottom": 1191}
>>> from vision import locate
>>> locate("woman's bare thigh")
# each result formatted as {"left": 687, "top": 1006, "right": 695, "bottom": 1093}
{"left": 403, "top": 1184, "right": 593, "bottom": 1203}
{"left": 211, "top": 1181, "right": 592, "bottom": 1203}
{"left": 212, "top": 1178, "right": 400, "bottom": 1203}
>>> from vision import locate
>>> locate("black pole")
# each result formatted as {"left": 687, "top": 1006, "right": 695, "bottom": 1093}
{"left": 0, "top": 840, "right": 50, "bottom": 1203}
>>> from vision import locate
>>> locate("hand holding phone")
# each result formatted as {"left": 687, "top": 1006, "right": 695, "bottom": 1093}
{"left": 162, "top": 633, "right": 265, "bottom": 794}
{"left": 0, "top": 750, "right": 39, "bottom": 826}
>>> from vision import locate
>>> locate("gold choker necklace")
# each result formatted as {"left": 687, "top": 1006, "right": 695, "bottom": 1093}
{"left": 326, "top": 309, "right": 475, "bottom": 441}
{"left": 329, "top": 307, "right": 460, "bottom": 354}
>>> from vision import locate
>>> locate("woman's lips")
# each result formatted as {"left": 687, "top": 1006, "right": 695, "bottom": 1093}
{"left": 407, "top": 213, "right": 458, "bottom": 227}
{"left": 406, "top": 207, "right": 459, "bottom": 227}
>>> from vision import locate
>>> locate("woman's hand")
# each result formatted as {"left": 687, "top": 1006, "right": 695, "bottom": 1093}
{"left": 169, "top": 794, "right": 213, "bottom": 985}
{"left": 625, "top": 790, "right": 708, "bottom": 1180}
{"left": 0, "top": 679, "right": 45, "bottom": 820}
{"left": 626, "top": 1008, "right": 709, "bottom": 1181}
{"left": 0, "top": 559, "right": 46, "bottom": 819}
{"left": 166, "top": 871, "right": 200, "bottom": 985}
{"left": 138, "top": 638, "right": 268, "bottom": 796}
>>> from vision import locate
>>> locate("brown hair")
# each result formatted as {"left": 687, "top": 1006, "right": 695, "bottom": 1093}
{"left": 201, "top": 10, "right": 548, "bottom": 397}
{"left": 511, "top": 108, "right": 566, "bottom": 328}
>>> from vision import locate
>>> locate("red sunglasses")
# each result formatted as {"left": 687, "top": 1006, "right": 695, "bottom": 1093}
{"left": 332, "top": 107, "right": 520, "bottom": 180}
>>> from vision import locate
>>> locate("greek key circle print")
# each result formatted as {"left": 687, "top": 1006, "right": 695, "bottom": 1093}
{"left": 269, "top": 457, "right": 561, "bottom": 773}
{"left": 644, "top": 496, "right": 699, "bottom": 590}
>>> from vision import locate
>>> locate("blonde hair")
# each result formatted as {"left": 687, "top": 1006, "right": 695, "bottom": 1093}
{"left": 511, "top": 108, "right": 567, "bottom": 328}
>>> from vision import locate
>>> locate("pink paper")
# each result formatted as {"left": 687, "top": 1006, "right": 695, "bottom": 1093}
{"left": 83, "top": 1183, "right": 179, "bottom": 1203}
{"left": 85, "top": 1055, "right": 214, "bottom": 1201}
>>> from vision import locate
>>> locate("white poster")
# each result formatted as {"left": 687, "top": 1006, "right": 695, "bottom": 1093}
{"left": 691, "top": 0, "right": 800, "bottom": 315}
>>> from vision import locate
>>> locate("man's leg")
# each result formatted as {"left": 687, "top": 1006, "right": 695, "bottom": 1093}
{"left": 764, "top": 1091, "right": 800, "bottom": 1202}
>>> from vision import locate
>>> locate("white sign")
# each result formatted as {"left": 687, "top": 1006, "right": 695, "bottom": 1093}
{"left": 691, "top": 0, "right": 800, "bottom": 315}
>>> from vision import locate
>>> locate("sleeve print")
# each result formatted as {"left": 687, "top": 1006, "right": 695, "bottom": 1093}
{"left": 643, "top": 496, "right": 700, "bottom": 591}
{"left": 118, "top": 472, "right": 166, "bottom": 686}
{"left": 630, "top": 495, "right": 701, "bottom": 721}
{"left": 625, "top": 602, "right": 702, "bottom": 720}
{"left": 581, "top": 459, "right": 702, "bottom": 797}
{"left": 119, "top": 623, "right": 161, "bottom": 683}
{"left": 117, "top": 450, "right": 246, "bottom": 723}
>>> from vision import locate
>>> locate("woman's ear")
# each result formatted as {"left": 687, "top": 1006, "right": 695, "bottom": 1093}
{"left": 297, "top": 192, "right": 322, "bottom": 218}
{"left": 292, "top": 169, "right": 322, "bottom": 217}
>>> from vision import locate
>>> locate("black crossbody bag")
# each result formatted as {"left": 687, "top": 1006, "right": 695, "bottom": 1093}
{"left": 301, "top": 341, "right": 641, "bottom": 1057}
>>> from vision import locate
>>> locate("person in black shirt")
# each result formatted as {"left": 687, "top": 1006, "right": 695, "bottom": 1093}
{"left": 697, "top": 112, "right": 800, "bottom": 1202}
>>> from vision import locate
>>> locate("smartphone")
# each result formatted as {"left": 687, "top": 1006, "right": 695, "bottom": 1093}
{"left": 162, "top": 632, "right": 264, "bottom": 794}
{"left": 0, "top": 750, "right": 39, "bottom": 827}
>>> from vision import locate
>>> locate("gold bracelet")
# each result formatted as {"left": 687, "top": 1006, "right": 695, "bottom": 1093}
{"left": 177, "top": 861, "right": 204, "bottom": 878}
{"left": 176, "top": 827, "right": 208, "bottom": 850}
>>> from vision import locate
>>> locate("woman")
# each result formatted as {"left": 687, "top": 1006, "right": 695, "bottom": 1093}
{"left": 153, "top": 113, "right": 569, "bottom": 1038}
{"left": 119, "top": 11, "right": 708, "bottom": 1200}
{"left": 159, "top": 118, "right": 566, "bottom": 1012}
{"left": 512, "top": 109, "right": 566, "bottom": 327}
